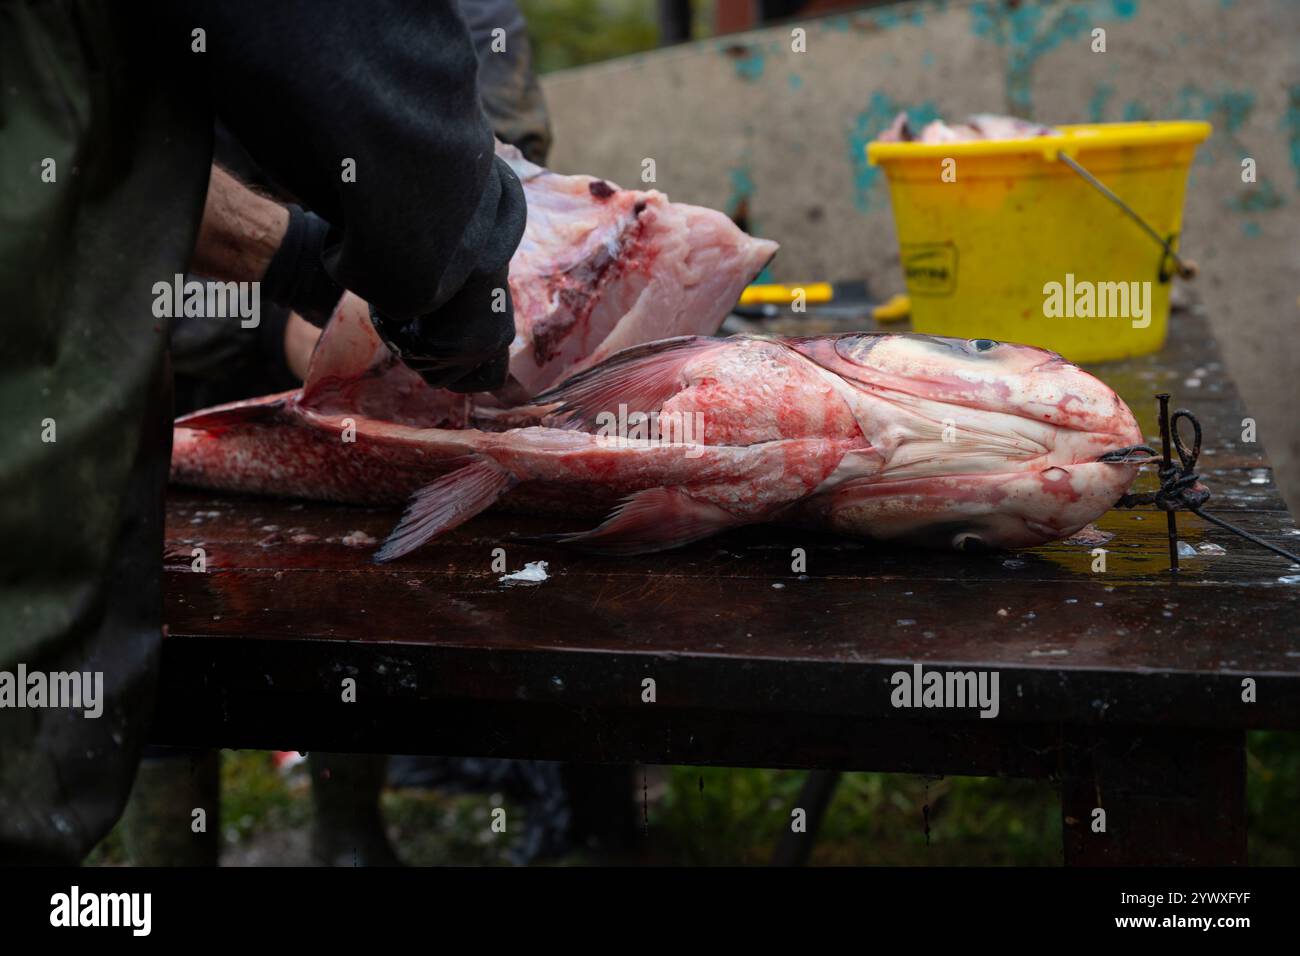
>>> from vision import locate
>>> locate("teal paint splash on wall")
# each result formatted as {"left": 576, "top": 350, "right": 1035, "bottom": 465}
{"left": 1088, "top": 83, "right": 1115, "bottom": 122}
{"left": 725, "top": 159, "right": 772, "bottom": 281}
{"left": 1109, "top": 84, "right": 1260, "bottom": 171}
{"left": 733, "top": 47, "right": 766, "bottom": 81}
{"left": 869, "top": 5, "right": 927, "bottom": 30}
{"left": 1230, "top": 181, "right": 1283, "bottom": 214}
{"left": 1122, "top": 99, "right": 1151, "bottom": 122}
{"left": 872, "top": 7, "right": 905, "bottom": 29}
{"left": 846, "top": 94, "right": 940, "bottom": 213}
{"left": 1218, "top": 92, "right": 1253, "bottom": 133}
{"left": 1166, "top": 84, "right": 1259, "bottom": 168}
{"left": 968, "top": 0, "right": 1138, "bottom": 116}
{"left": 729, "top": 164, "right": 755, "bottom": 206}
{"left": 1174, "top": 85, "right": 1255, "bottom": 133}
{"left": 1285, "top": 85, "right": 1300, "bottom": 191}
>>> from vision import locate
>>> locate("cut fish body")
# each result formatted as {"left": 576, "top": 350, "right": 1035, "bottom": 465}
{"left": 172, "top": 296, "right": 1144, "bottom": 560}
{"left": 295, "top": 141, "right": 778, "bottom": 426}
{"left": 497, "top": 141, "right": 778, "bottom": 397}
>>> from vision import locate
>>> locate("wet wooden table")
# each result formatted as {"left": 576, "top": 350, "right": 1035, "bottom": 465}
{"left": 155, "top": 308, "right": 1300, "bottom": 865}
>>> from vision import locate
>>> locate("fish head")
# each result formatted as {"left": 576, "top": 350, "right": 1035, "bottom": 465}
{"left": 787, "top": 333, "right": 1146, "bottom": 549}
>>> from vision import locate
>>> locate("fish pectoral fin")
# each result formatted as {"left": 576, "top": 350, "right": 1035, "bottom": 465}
{"left": 374, "top": 459, "right": 513, "bottom": 563}
{"left": 174, "top": 396, "right": 289, "bottom": 431}
{"left": 554, "top": 487, "right": 739, "bottom": 554}
{"left": 528, "top": 336, "right": 717, "bottom": 429}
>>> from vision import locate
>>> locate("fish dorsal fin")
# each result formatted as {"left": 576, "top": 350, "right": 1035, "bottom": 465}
{"left": 298, "top": 292, "right": 467, "bottom": 427}
{"left": 175, "top": 395, "right": 289, "bottom": 431}
{"left": 528, "top": 336, "right": 720, "bottom": 430}
{"left": 300, "top": 293, "right": 392, "bottom": 408}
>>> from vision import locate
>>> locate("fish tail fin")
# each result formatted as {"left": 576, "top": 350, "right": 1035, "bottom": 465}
{"left": 552, "top": 486, "right": 739, "bottom": 554}
{"left": 374, "top": 458, "right": 513, "bottom": 563}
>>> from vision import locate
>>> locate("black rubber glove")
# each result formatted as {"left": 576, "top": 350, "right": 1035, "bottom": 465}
{"left": 260, "top": 204, "right": 346, "bottom": 327}
{"left": 370, "top": 271, "right": 515, "bottom": 393}
{"left": 368, "top": 152, "right": 526, "bottom": 394}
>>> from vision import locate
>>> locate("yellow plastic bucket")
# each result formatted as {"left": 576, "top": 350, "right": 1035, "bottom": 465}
{"left": 866, "top": 121, "right": 1211, "bottom": 362}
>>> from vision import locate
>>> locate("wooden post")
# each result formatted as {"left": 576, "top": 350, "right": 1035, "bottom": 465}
{"left": 1060, "top": 726, "right": 1246, "bottom": 866}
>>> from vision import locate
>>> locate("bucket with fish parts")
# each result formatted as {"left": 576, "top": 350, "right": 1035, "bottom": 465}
{"left": 866, "top": 121, "right": 1211, "bottom": 362}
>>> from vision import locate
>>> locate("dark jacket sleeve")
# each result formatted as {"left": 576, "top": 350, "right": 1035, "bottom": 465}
{"left": 152, "top": 0, "right": 525, "bottom": 323}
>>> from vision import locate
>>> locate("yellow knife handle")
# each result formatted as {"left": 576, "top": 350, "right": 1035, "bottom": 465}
{"left": 739, "top": 282, "right": 834, "bottom": 306}
{"left": 871, "top": 292, "right": 912, "bottom": 322}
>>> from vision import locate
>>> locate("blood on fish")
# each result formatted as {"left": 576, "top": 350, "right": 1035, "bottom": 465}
{"left": 1038, "top": 466, "right": 1083, "bottom": 503}
{"left": 172, "top": 150, "right": 1140, "bottom": 559}
{"left": 500, "top": 139, "right": 776, "bottom": 394}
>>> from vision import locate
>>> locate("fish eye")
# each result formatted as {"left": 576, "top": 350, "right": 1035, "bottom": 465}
{"left": 968, "top": 339, "right": 999, "bottom": 353}
{"left": 953, "top": 532, "right": 986, "bottom": 553}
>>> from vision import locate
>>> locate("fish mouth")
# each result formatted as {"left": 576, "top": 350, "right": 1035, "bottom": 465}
{"left": 1095, "top": 444, "right": 1158, "bottom": 464}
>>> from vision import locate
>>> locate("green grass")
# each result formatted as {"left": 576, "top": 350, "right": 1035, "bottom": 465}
{"left": 380, "top": 788, "right": 523, "bottom": 866}
{"left": 655, "top": 769, "right": 1062, "bottom": 865}
{"left": 1245, "top": 731, "right": 1300, "bottom": 866}
{"left": 220, "top": 750, "right": 311, "bottom": 844}
{"left": 654, "top": 732, "right": 1300, "bottom": 865}
{"left": 518, "top": 0, "right": 660, "bottom": 74}
{"left": 88, "top": 731, "right": 1298, "bottom": 866}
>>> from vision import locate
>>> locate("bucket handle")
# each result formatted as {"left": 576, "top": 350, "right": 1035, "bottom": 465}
{"left": 1055, "top": 151, "right": 1197, "bottom": 283}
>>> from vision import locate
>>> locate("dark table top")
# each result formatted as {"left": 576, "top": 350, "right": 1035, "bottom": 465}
{"left": 158, "top": 307, "right": 1300, "bottom": 763}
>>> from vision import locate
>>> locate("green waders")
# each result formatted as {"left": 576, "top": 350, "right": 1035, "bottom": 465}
{"left": 0, "top": 0, "right": 210, "bottom": 862}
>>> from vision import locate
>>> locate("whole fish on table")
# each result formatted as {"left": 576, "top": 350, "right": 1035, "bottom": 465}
{"left": 172, "top": 295, "right": 1146, "bottom": 561}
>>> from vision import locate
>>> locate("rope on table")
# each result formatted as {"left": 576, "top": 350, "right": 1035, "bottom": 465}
{"left": 1107, "top": 393, "right": 1300, "bottom": 572}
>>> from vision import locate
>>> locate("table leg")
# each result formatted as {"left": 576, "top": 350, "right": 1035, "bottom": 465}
{"left": 1059, "top": 726, "right": 1246, "bottom": 866}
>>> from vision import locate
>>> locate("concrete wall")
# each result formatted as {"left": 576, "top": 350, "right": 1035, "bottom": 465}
{"left": 540, "top": 0, "right": 1300, "bottom": 512}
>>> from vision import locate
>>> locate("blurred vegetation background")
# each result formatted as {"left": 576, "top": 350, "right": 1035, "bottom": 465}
{"left": 518, "top": 0, "right": 710, "bottom": 73}
{"left": 89, "top": 730, "right": 1298, "bottom": 866}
